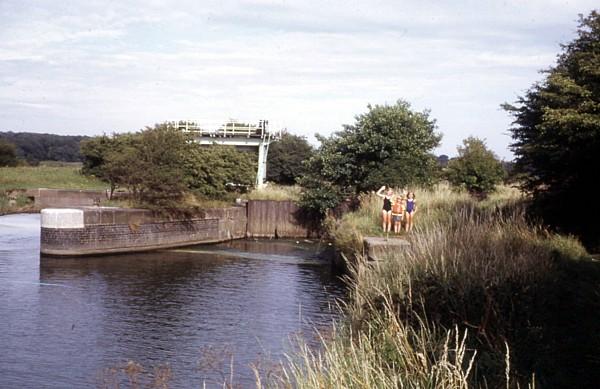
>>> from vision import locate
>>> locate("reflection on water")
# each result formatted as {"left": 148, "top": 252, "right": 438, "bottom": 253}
{"left": 0, "top": 214, "right": 345, "bottom": 388}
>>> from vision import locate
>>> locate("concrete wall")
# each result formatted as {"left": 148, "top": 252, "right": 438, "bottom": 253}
{"left": 26, "top": 188, "right": 107, "bottom": 208}
{"left": 246, "top": 200, "right": 310, "bottom": 238}
{"left": 41, "top": 206, "right": 247, "bottom": 256}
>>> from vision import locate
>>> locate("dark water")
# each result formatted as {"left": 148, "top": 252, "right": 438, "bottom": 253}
{"left": 0, "top": 214, "right": 345, "bottom": 388}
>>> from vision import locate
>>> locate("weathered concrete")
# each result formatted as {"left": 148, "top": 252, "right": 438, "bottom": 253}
{"left": 26, "top": 188, "right": 107, "bottom": 208}
{"left": 363, "top": 236, "right": 410, "bottom": 261}
{"left": 39, "top": 199, "right": 317, "bottom": 256}
{"left": 41, "top": 206, "right": 247, "bottom": 256}
{"left": 246, "top": 200, "right": 312, "bottom": 238}
{"left": 41, "top": 208, "right": 85, "bottom": 229}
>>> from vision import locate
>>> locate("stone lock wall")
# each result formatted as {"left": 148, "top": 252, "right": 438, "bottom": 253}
{"left": 41, "top": 206, "right": 247, "bottom": 256}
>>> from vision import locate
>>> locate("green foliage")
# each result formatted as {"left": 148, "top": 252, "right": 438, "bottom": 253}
{"left": 503, "top": 11, "right": 600, "bottom": 248}
{"left": 183, "top": 144, "right": 256, "bottom": 198}
{"left": 298, "top": 174, "right": 345, "bottom": 219}
{"left": 81, "top": 124, "right": 256, "bottom": 207}
{"left": 300, "top": 100, "right": 441, "bottom": 218}
{"left": 0, "top": 131, "right": 88, "bottom": 164}
{"left": 266, "top": 131, "right": 314, "bottom": 185}
{"left": 446, "top": 137, "right": 505, "bottom": 197}
{"left": 315, "top": 100, "right": 441, "bottom": 192}
{"left": 96, "top": 124, "right": 189, "bottom": 207}
{"left": 80, "top": 135, "right": 124, "bottom": 195}
{"left": 0, "top": 139, "right": 18, "bottom": 167}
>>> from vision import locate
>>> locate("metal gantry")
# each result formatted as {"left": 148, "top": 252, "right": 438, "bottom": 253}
{"left": 174, "top": 119, "right": 281, "bottom": 188}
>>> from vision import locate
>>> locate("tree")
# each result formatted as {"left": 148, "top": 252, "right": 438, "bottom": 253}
{"left": 183, "top": 144, "right": 256, "bottom": 197}
{"left": 503, "top": 11, "right": 600, "bottom": 247}
{"left": 446, "top": 137, "right": 505, "bottom": 197}
{"left": 300, "top": 100, "right": 441, "bottom": 217}
{"left": 1, "top": 131, "right": 88, "bottom": 163}
{"left": 0, "top": 139, "right": 18, "bottom": 167}
{"left": 117, "top": 124, "right": 189, "bottom": 207}
{"left": 267, "top": 132, "right": 314, "bottom": 185}
{"left": 81, "top": 124, "right": 189, "bottom": 207}
{"left": 81, "top": 135, "right": 121, "bottom": 196}
{"left": 81, "top": 123, "right": 258, "bottom": 206}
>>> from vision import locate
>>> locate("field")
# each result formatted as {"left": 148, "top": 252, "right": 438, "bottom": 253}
{"left": 0, "top": 165, "right": 106, "bottom": 191}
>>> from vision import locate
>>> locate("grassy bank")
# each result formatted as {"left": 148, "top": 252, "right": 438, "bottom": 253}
{"left": 327, "top": 184, "right": 522, "bottom": 256}
{"left": 266, "top": 185, "right": 600, "bottom": 388}
{"left": 0, "top": 165, "right": 106, "bottom": 190}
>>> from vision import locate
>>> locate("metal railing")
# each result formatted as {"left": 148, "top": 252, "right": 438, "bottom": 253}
{"left": 174, "top": 119, "right": 276, "bottom": 140}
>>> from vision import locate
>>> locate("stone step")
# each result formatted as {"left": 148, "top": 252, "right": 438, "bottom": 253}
{"left": 363, "top": 236, "right": 410, "bottom": 261}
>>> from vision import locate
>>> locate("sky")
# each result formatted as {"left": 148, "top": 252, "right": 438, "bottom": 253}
{"left": 0, "top": 1, "right": 597, "bottom": 160}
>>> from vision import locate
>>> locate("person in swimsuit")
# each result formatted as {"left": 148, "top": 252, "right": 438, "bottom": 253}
{"left": 405, "top": 191, "right": 417, "bottom": 232}
{"left": 376, "top": 185, "right": 394, "bottom": 233}
{"left": 391, "top": 195, "right": 405, "bottom": 234}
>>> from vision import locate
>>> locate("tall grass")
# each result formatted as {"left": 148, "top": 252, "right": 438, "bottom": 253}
{"left": 0, "top": 166, "right": 106, "bottom": 190}
{"left": 268, "top": 315, "right": 478, "bottom": 388}
{"left": 269, "top": 184, "right": 599, "bottom": 388}
{"left": 244, "top": 184, "right": 301, "bottom": 201}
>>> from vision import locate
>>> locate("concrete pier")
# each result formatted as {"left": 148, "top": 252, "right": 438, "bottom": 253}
{"left": 363, "top": 236, "right": 410, "bottom": 261}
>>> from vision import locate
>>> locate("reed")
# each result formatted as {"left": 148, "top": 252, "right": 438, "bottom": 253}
{"left": 269, "top": 183, "right": 598, "bottom": 388}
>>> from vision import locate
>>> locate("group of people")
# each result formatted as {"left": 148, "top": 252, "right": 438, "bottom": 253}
{"left": 376, "top": 186, "right": 417, "bottom": 234}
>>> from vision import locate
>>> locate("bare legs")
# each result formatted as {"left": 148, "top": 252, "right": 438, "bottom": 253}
{"left": 393, "top": 216, "right": 402, "bottom": 234}
{"left": 381, "top": 210, "right": 392, "bottom": 233}
{"left": 405, "top": 212, "right": 414, "bottom": 232}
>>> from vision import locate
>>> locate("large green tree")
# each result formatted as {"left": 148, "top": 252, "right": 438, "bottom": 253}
{"left": 300, "top": 100, "right": 441, "bottom": 217}
{"left": 446, "top": 137, "right": 505, "bottom": 197}
{"left": 0, "top": 139, "right": 18, "bottom": 167}
{"left": 267, "top": 131, "right": 314, "bottom": 185}
{"left": 504, "top": 11, "right": 600, "bottom": 247}
{"left": 310, "top": 100, "right": 440, "bottom": 192}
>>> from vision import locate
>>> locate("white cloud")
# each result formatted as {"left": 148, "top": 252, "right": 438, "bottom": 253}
{"left": 0, "top": 0, "right": 597, "bottom": 158}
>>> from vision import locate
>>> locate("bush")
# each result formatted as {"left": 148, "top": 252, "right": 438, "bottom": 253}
{"left": 184, "top": 144, "right": 256, "bottom": 198}
{"left": 446, "top": 137, "right": 505, "bottom": 197}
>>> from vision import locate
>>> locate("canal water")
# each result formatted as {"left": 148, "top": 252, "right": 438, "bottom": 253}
{"left": 0, "top": 214, "right": 345, "bottom": 388}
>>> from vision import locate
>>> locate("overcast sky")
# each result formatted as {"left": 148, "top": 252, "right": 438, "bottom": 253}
{"left": 0, "top": 1, "right": 597, "bottom": 159}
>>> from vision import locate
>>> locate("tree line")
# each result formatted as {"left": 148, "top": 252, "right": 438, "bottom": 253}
{"left": 0, "top": 132, "right": 88, "bottom": 164}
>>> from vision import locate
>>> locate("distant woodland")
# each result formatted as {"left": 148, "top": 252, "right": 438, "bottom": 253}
{"left": 0, "top": 132, "right": 89, "bottom": 164}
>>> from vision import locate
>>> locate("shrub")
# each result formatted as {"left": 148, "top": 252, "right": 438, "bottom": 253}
{"left": 446, "top": 137, "right": 505, "bottom": 198}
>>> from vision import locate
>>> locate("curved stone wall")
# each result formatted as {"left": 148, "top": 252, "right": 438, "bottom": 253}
{"left": 41, "top": 206, "right": 247, "bottom": 256}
